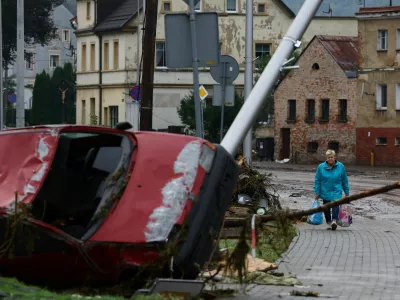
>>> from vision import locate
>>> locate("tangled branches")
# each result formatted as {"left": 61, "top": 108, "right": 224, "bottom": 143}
{"left": 233, "top": 157, "right": 281, "bottom": 211}
{"left": 0, "top": 192, "right": 34, "bottom": 258}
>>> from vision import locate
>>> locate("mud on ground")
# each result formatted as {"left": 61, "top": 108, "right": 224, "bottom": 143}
{"left": 254, "top": 164, "right": 400, "bottom": 224}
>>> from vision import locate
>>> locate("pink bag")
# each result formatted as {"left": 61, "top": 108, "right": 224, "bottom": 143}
{"left": 338, "top": 205, "right": 353, "bottom": 227}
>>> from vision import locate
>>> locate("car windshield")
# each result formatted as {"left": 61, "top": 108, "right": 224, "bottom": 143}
{"left": 31, "top": 130, "right": 134, "bottom": 240}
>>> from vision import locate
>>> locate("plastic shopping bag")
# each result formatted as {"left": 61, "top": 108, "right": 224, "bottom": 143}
{"left": 307, "top": 200, "right": 323, "bottom": 225}
{"left": 338, "top": 205, "right": 353, "bottom": 227}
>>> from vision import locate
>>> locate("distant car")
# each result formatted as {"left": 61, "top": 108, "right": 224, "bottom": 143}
{"left": 0, "top": 125, "right": 238, "bottom": 287}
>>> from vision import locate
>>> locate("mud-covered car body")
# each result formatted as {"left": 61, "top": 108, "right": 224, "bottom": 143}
{"left": 0, "top": 125, "right": 238, "bottom": 285}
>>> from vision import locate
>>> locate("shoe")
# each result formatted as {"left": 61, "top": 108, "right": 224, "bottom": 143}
{"left": 331, "top": 220, "right": 337, "bottom": 231}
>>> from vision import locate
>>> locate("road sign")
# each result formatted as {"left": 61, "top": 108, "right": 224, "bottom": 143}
{"left": 183, "top": 0, "right": 200, "bottom": 6}
{"left": 212, "top": 84, "right": 235, "bottom": 107}
{"left": 199, "top": 85, "right": 208, "bottom": 100}
{"left": 210, "top": 55, "right": 240, "bottom": 85}
{"left": 8, "top": 94, "right": 16, "bottom": 104}
{"left": 165, "top": 13, "right": 219, "bottom": 68}
{"left": 130, "top": 85, "right": 142, "bottom": 101}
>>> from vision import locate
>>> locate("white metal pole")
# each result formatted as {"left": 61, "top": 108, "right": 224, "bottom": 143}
{"left": 16, "top": 0, "right": 25, "bottom": 128}
{"left": 221, "top": 0, "right": 323, "bottom": 155}
{"left": 243, "top": 0, "right": 253, "bottom": 164}
{"left": 0, "top": 0, "right": 3, "bottom": 131}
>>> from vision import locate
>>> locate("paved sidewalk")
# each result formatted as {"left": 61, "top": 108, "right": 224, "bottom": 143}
{"left": 217, "top": 217, "right": 400, "bottom": 299}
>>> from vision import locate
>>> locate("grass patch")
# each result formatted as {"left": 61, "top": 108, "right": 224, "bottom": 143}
{"left": 0, "top": 277, "right": 183, "bottom": 300}
{"left": 219, "top": 221, "right": 297, "bottom": 263}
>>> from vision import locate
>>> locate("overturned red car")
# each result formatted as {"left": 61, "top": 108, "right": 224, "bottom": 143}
{"left": 0, "top": 125, "right": 238, "bottom": 286}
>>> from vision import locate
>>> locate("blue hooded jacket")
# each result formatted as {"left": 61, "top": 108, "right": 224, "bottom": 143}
{"left": 314, "top": 160, "right": 350, "bottom": 201}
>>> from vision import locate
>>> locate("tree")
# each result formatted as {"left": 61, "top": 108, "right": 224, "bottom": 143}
{"left": 62, "top": 63, "right": 77, "bottom": 124}
{"left": 2, "top": 0, "right": 63, "bottom": 66}
{"left": 31, "top": 63, "right": 76, "bottom": 125}
{"left": 31, "top": 71, "right": 52, "bottom": 125}
{"left": 177, "top": 91, "right": 244, "bottom": 143}
{"left": 50, "top": 66, "right": 64, "bottom": 124}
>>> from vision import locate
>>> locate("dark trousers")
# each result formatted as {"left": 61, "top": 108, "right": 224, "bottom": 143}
{"left": 323, "top": 200, "right": 339, "bottom": 223}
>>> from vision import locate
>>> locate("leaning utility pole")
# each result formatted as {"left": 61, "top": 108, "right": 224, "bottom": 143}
{"left": 16, "top": 0, "right": 25, "bottom": 128}
{"left": 221, "top": 0, "right": 323, "bottom": 156}
{"left": 140, "top": 0, "right": 158, "bottom": 131}
{"left": 243, "top": 0, "right": 253, "bottom": 165}
{"left": 0, "top": 0, "right": 3, "bottom": 131}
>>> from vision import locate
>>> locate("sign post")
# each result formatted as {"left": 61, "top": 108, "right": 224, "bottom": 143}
{"left": 128, "top": 85, "right": 142, "bottom": 131}
{"left": 210, "top": 55, "right": 239, "bottom": 142}
{"left": 165, "top": 11, "right": 219, "bottom": 138}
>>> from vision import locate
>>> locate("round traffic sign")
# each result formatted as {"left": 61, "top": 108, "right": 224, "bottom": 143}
{"left": 130, "top": 85, "right": 142, "bottom": 101}
{"left": 210, "top": 55, "right": 240, "bottom": 85}
{"left": 8, "top": 94, "right": 16, "bottom": 104}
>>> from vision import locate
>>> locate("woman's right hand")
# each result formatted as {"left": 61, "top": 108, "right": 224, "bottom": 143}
{"left": 315, "top": 194, "right": 320, "bottom": 200}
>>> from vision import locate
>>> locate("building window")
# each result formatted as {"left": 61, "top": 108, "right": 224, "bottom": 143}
{"left": 86, "top": 2, "right": 91, "bottom": 20}
{"left": 287, "top": 99, "right": 296, "bottom": 122}
{"left": 110, "top": 106, "right": 119, "bottom": 128}
{"left": 376, "top": 137, "right": 387, "bottom": 145}
{"left": 255, "top": 43, "right": 271, "bottom": 68}
{"left": 162, "top": 1, "right": 171, "bottom": 11}
{"left": 156, "top": 42, "right": 167, "bottom": 68}
{"left": 397, "top": 29, "right": 400, "bottom": 49}
{"left": 312, "top": 63, "right": 320, "bottom": 70}
{"left": 49, "top": 55, "right": 60, "bottom": 68}
{"left": 339, "top": 99, "right": 347, "bottom": 122}
{"left": 396, "top": 84, "right": 400, "bottom": 110}
{"left": 62, "top": 30, "right": 70, "bottom": 43}
{"left": 320, "top": 99, "right": 329, "bottom": 122}
{"left": 104, "top": 41, "right": 109, "bottom": 70}
{"left": 377, "top": 30, "right": 388, "bottom": 51}
{"left": 195, "top": 0, "right": 201, "bottom": 11}
{"left": 257, "top": 3, "right": 265, "bottom": 13}
{"left": 81, "top": 43, "right": 87, "bottom": 72}
{"left": 328, "top": 141, "right": 339, "bottom": 153}
{"left": 226, "top": 0, "right": 237, "bottom": 12}
{"left": 81, "top": 100, "right": 86, "bottom": 124}
{"left": 306, "top": 99, "right": 315, "bottom": 122}
{"left": 307, "top": 142, "right": 318, "bottom": 153}
{"left": 113, "top": 40, "right": 119, "bottom": 70}
{"left": 90, "top": 43, "right": 95, "bottom": 71}
{"left": 376, "top": 84, "right": 387, "bottom": 110}
{"left": 26, "top": 52, "right": 35, "bottom": 70}
{"left": 395, "top": 137, "right": 400, "bottom": 146}
{"left": 104, "top": 107, "right": 109, "bottom": 127}
{"left": 90, "top": 97, "right": 95, "bottom": 116}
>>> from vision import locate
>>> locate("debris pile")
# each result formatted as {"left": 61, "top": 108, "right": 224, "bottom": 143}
{"left": 233, "top": 157, "right": 282, "bottom": 212}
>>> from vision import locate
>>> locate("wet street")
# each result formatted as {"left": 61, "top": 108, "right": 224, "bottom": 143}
{"left": 217, "top": 162, "right": 400, "bottom": 299}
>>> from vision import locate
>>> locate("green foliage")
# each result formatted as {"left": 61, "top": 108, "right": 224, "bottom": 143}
{"left": 177, "top": 91, "right": 244, "bottom": 143}
{"left": 90, "top": 114, "right": 98, "bottom": 125}
{"left": 2, "top": 0, "right": 63, "bottom": 66}
{"left": 31, "top": 63, "right": 76, "bottom": 125}
{"left": 31, "top": 71, "right": 52, "bottom": 125}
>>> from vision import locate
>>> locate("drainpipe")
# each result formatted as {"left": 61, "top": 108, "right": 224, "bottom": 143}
{"left": 98, "top": 34, "right": 103, "bottom": 125}
{"left": 94, "top": 0, "right": 103, "bottom": 125}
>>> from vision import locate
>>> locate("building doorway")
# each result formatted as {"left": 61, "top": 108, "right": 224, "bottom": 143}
{"left": 280, "top": 128, "right": 290, "bottom": 160}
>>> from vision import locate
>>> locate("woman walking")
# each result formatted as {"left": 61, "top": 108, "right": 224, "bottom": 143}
{"left": 314, "top": 150, "right": 350, "bottom": 230}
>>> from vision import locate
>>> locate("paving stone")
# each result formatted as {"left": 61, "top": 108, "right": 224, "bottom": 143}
{"left": 219, "top": 217, "right": 400, "bottom": 299}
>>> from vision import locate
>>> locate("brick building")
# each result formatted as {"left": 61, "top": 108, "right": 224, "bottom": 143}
{"left": 356, "top": 6, "right": 400, "bottom": 166}
{"left": 274, "top": 35, "right": 358, "bottom": 164}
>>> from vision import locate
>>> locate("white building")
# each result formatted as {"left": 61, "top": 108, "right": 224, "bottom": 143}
{"left": 75, "top": 0, "right": 359, "bottom": 130}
